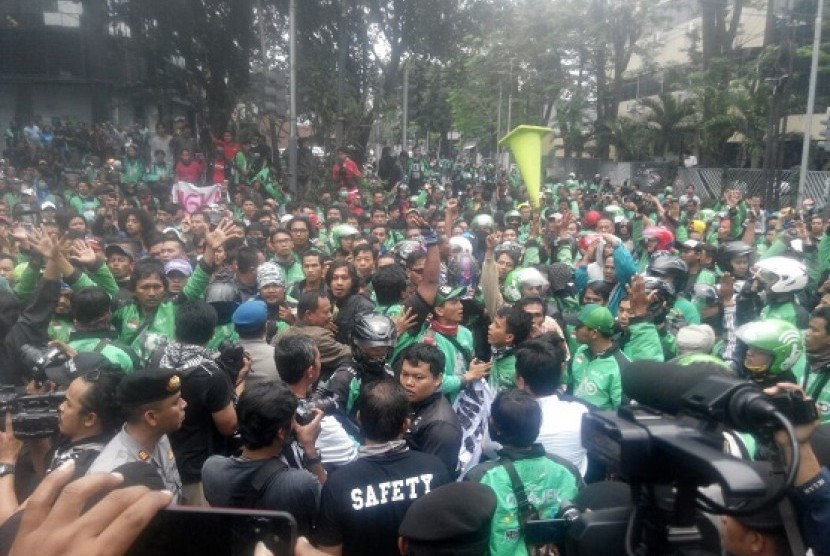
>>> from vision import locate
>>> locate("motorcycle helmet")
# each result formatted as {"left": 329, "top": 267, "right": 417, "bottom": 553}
{"left": 736, "top": 318, "right": 802, "bottom": 376}
{"left": 753, "top": 256, "right": 808, "bottom": 293}
{"left": 351, "top": 314, "right": 397, "bottom": 373}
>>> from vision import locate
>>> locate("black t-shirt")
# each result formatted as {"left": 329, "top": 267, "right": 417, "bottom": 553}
{"left": 406, "top": 393, "right": 463, "bottom": 477}
{"left": 168, "top": 363, "right": 233, "bottom": 482}
{"left": 314, "top": 448, "right": 451, "bottom": 555}
{"left": 202, "top": 455, "right": 320, "bottom": 537}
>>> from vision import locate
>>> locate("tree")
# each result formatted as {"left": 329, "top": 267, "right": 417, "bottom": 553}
{"left": 638, "top": 92, "right": 697, "bottom": 161}
{"left": 607, "top": 117, "right": 654, "bottom": 161}
{"left": 111, "top": 0, "right": 256, "bottom": 133}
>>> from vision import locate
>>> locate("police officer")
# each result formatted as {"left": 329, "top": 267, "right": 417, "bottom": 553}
{"left": 86, "top": 368, "right": 186, "bottom": 502}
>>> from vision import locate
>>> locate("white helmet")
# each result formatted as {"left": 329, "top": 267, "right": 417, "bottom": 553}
{"left": 449, "top": 236, "right": 473, "bottom": 255}
{"left": 753, "top": 256, "right": 807, "bottom": 293}
{"left": 518, "top": 267, "right": 549, "bottom": 290}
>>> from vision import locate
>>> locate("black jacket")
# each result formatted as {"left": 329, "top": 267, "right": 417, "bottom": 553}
{"left": 405, "top": 392, "right": 462, "bottom": 476}
{"left": 332, "top": 293, "right": 374, "bottom": 345}
{"left": 0, "top": 277, "right": 60, "bottom": 385}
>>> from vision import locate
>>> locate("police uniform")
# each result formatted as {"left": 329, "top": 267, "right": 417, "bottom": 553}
{"left": 86, "top": 369, "right": 183, "bottom": 502}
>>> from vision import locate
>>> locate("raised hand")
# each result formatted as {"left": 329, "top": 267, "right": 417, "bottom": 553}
{"left": 625, "top": 275, "right": 651, "bottom": 318}
{"left": 69, "top": 239, "right": 98, "bottom": 266}
{"left": 719, "top": 272, "right": 735, "bottom": 306}
{"left": 393, "top": 306, "right": 418, "bottom": 337}
{"left": 446, "top": 198, "right": 460, "bottom": 220}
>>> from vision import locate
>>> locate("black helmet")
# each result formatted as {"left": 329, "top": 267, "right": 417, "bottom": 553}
{"left": 351, "top": 314, "right": 397, "bottom": 373}
{"left": 647, "top": 252, "right": 689, "bottom": 292}
{"left": 642, "top": 276, "right": 676, "bottom": 324}
{"left": 717, "top": 241, "right": 754, "bottom": 273}
{"left": 205, "top": 281, "right": 241, "bottom": 324}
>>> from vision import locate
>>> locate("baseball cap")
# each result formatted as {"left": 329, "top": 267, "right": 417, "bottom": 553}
{"left": 105, "top": 243, "right": 136, "bottom": 261}
{"left": 577, "top": 304, "right": 614, "bottom": 335}
{"left": 20, "top": 187, "right": 35, "bottom": 197}
{"left": 45, "top": 352, "right": 111, "bottom": 387}
{"left": 232, "top": 299, "right": 268, "bottom": 333}
{"left": 164, "top": 258, "right": 192, "bottom": 277}
{"left": 435, "top": 285, "right": 465, "bottom": 306}
{"left": 40, "top": 201, "right": 56, "bottom": 211}
{"left": 680, "top": 239, "right": 700, "bottom": 250}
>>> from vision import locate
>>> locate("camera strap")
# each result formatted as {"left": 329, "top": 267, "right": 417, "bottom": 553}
{"left": 500, "top": 458, "right": 540, "bottom": 544}
{"left": 778, "top": 497, "right": 806, "bottom": 556}
{"left": 243, "top": 457, "right": 289, "bottom": 508}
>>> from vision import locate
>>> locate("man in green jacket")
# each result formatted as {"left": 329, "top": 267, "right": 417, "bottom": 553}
{"left": 486, "top": 305, "right": 533, "bottom": 393}
{"left": 568, "top": 304, "right": 629, "bottom": 410}
{"left": 68, "top": 287, "right": 139, "bottom": 373}
{"left": 465, "top": 389, "right": 583, "bottom": 556}
{"left": 112, "top": 219, "right": 234, "bottom": 363}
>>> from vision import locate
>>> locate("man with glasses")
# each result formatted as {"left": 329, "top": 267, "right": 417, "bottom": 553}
{"left": 267, "top": 228, "right": 304, "bottom": 288}
{"left": 289, "top": 216, "right": 312, "bottom": 256}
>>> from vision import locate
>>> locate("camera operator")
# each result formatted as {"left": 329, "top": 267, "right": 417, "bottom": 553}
{"left": 150, "top": 299, "right": 237, "bottom": 506}
{"left": 765, "top": 383, "right": 830, "bottom": 556}
{"left": 201, "top": 379, "right": 323, "bottom": 537}
{"left": 275, "top": 334, "right": 357, "bottom": 477}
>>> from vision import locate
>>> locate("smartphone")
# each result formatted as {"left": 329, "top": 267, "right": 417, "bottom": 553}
{"left": 127, "top": 506, "right": 297, "bottom": 556}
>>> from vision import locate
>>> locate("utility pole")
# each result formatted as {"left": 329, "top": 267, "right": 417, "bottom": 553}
{"left": 336, "top": 0, "right": 347, "bottom": 149}
{"left": 402, "top": 62, "right": 409, "bottom": 152}
{"left": 798, "top": 0, "right": 824, "bottom": 197}
{"left": 496, "top": 81, "right": 503, "bottom": 160}
{"left": 288, "top": 0, "right": 298, "bottom": 195}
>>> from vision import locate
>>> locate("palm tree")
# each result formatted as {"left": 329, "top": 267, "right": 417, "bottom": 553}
{"left": 638, "top": 92, "right": 698, "bottom": 161}
{"left": 606, "top": 117, "right": 653, "bottom": 162}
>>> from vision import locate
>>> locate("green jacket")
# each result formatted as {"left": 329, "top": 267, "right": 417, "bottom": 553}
{"left": 374, "top": 303, "right": 403, "bottom": 319}
{"left": 465, "top": 445, "right": 583, "bottom": 556}
{"left": 274, "top": 257, "right": 304, "bottom": 288}
{"left": 806, "top": 365, "right": 830, "bottom": 423}
{"left": 621, "top": 321, "right": 665, "bottom": 362}
{"left": 112, "top": 263, "right": 211, "bottom": 364}
{"left": 568, "top": 344, "right": 628, "bottom": 409}
{"left": 207, "top": 322, "right": 239, "bottom": 351}
{"left": 48, "top": 316, "right": 73, "bottom": 343}
{"left": 394, "top": 323, "right": 474, "bottom": 399}
{"left": 68, "top": 330, "right": 140, "bottom": 373}
{"left": 490, "top": 352, "right": 516, "bottom": 393}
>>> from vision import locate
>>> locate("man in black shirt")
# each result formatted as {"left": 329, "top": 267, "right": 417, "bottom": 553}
{"left": 202, "top": 379, "right": 323, "bottom": 537}
{"left": 314, "top": 379, "right": 451, "bottom": 556}
{"left": 152, "top": 300, "right": 237, "bottom": 506}
{"left": 399, "top": 343, "right": 462, "bottom": 476}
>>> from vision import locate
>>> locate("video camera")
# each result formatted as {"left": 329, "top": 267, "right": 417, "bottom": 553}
{"left": 20, "top": 344, "right": 68, "bottom": 384}
{"left": 531, "top": 362, "right": 815, "bottom": 555}
{"left": 0, "top": 386, "right": 63, "bottom": 439}
{"left": 295, "top": 389, "right": 341, "bottom": 426}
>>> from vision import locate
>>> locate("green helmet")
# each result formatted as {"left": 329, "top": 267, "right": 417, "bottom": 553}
{"left": 504, "top": 210, "right": 522, "bottom": 227}
{"left": 331, "top": 224, "right": 359, "bottom": 247}
{"left": 735, "top": 319, "right": 802, "bottom": 375}
{"left": 503, "top": 269, "right": 522, "bottom": 303}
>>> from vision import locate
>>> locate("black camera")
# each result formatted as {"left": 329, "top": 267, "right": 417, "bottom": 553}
{"left": 0, "top": 386, "right": 64, "bottom": 439}
{"left": 20, "top": 344, "right": 68, "bottom": 384}
{"left": 295, "top": 394, "right": 340, "bottom": 426}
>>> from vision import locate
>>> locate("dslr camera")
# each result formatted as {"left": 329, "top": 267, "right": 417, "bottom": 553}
{"left": 295, "top": 393, "right": 340, "bottom": 426}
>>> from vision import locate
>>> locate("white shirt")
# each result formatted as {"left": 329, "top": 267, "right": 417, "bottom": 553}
{"left": 535, "top": 394, "right": 588, "bottom": 476}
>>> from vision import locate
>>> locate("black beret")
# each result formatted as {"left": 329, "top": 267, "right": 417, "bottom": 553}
{"left": 116, "top": 368, "right": 181, "bottom": 406}
{"left": 399, "top": 482, "right": 496, "bottom": 547}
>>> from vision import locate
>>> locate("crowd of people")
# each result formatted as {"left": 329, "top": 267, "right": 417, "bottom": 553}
{"left": 0, "top": 118, "right": 828, "bottom": 556}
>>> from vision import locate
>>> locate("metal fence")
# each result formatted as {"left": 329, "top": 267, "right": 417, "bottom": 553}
{"left": 677, "top": 168, "right": 830, "bottom": 209}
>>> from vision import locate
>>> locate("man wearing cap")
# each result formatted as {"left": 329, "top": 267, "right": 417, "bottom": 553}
{"left": 679, "top": 239, "right": 717, "bottom": 298}
{"left": 164, "top": 258, "right": 192, "bottom": 296}
{"left": 105, "top": 242, "right": 137, "bottom": 305}
{"left": 233, "top": 299, "right": 278, "bottom": 388}
{"left": 393, "top": 284, "right": 488, "bottom": 401}
{"left": 87, "top": 368, "right": 186, "bottom": 502}
{"left": 568, "top": 303, "right": 628, "bottom": 410}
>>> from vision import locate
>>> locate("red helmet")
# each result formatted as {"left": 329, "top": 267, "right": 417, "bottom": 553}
{"left": 584, "top": 210, "right": 602, "bottom": 229}
{"left": 642, "top": 226, "right": 675, "bottom": 251}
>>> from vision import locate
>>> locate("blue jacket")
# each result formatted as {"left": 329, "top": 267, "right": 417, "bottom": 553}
{"left": 575, "top": 243, "right": 637, "bottom": 316}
